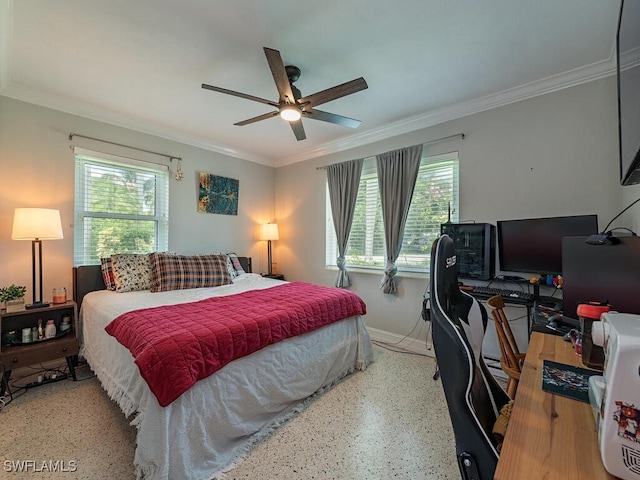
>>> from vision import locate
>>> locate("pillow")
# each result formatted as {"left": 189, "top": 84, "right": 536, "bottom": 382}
{"left": 149, "top": 253, "right": 232, "bottom": 292}
{"left": 111, "top": 253, "right": 152, "bottom": 292}
{"left": 100, "top": 257, "right": 116, "bottom": 291}
{"left": 226, "top": 253, "right": 246, "bottom": 275}
{"left": 225, "top": 255, "right": 238, "bottom": 279}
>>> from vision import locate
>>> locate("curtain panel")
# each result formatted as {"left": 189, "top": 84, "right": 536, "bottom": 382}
{"left": 326, "top": 158, "right": 364, "bottom": 287}
{"left": 376, "top": 144, "right": 423, "bottom": 294}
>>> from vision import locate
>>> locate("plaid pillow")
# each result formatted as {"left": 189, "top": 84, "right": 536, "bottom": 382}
{"left": 100, "top": 257, "right": 116, "bottom": 291}
{"left": 226, "top": 253, "right": 246, "bottom": 275}
{"left": 150, "top": 253, "right": 232, "bottom": 292}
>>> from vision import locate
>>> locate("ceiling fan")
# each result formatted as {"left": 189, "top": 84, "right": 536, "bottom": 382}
{"left": 201, "top": 47, "right": 368, "bottom": 141}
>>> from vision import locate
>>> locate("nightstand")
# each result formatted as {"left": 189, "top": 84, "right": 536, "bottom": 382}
{"left": 0, "top": 300, "right": 79, "bottom": 394}
{"left": 262, "top": 273, "right": 285, "bottom": 281}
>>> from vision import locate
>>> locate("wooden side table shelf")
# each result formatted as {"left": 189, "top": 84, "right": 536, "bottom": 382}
{"left": 0, "top": 300, "right": 79, "bottom": 394}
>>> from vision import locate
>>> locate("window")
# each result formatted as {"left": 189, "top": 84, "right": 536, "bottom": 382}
{"left": 74, "top": 149, "right": 169, "bottom": 266}
{"left": 326, "top": 151, "right": 459, "bottom": 273}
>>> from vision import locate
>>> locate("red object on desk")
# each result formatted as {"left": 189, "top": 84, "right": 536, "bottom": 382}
{"left": 568, "top": 329, "right": 583, "bottom": 355}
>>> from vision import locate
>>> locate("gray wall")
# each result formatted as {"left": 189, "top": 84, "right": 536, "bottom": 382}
{"left": 274, "top": 76, "right": 636, "bottom": 347}
{"left": 2, "top": 75, "right": 639, "bottom": 349}
{"left": 0, "top": 96, "right": 276, "bottom": 300}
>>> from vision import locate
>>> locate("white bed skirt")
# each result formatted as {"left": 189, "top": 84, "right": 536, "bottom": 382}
{"left": 80, "top": 275, "right": 374, "bottom": 480}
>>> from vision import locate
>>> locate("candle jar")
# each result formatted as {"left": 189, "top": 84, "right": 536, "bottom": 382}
{"left": 52, "top": 287, "right": 67, "bottom": 304}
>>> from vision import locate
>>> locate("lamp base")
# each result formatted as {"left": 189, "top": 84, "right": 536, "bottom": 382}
{"left": 26, "top": 302, "right": 50, "bottom": 310}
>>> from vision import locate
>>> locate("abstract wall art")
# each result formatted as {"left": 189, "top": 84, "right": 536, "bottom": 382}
{"left": 198, "top": 173, "right": 239, "bottom": 215}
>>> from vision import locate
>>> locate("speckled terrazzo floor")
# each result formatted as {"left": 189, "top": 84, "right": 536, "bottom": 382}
{"left": 0, "top": 347, "right": 458, "bottom": 480}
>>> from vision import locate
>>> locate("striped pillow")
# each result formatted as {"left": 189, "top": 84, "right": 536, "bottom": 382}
{"left": 149, "top": 253, "right": 232, "bottom": 292}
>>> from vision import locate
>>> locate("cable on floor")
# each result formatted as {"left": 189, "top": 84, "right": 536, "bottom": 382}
{"left": 372, "top": 282, "right": 434, "bottom": 357}
{"left": 9, "top": 361, "right": 70, "bottom": 390}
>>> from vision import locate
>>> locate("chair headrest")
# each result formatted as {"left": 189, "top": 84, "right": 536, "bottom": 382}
{"left": 431, "top": 234, "right": 485, "bottom": 357}
{"left": 431, "top": 234, "right": 463, "bottom": 307}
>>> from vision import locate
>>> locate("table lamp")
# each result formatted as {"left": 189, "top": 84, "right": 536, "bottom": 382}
{"left": 12, "top": 208, "right": 64, "bottom": 309}
{"left": 259, "top": 223, "right": 279, "bottom": 275}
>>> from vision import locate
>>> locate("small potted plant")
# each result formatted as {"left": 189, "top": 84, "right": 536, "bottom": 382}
{"left": 0, "top": 284, "right": 27, "bottom": 313}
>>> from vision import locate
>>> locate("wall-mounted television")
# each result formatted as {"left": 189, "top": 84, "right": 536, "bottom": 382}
{"left": 616, "top": 0, "right": 640, "bottom": 186}
{"left": 497, "top": 214, "right": 598, "bottom": 275}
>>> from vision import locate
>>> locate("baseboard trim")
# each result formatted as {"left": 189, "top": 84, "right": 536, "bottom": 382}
{"left": 367, "top": 327, "right": 435, "bottom": 358}
{"left": 367, "top": 327, "right": 507, "bottom": 383}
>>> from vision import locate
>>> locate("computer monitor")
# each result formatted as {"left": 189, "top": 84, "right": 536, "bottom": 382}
{"left": 497, "top": 214, "right": 598, "bottom": 275}
{"left": 561, "top": 236, "right": 640, "bottom": 320}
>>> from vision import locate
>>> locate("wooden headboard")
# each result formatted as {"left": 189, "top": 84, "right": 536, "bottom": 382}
{"left": 73, "top": 256, "right": 252, "bottom": 311}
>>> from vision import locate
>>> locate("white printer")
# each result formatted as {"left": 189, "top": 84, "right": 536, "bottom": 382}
{"left": 588, "top": 312, "right": 640, "bottom": 480}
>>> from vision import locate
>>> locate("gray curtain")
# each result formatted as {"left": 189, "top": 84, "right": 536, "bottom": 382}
{"left": 376, "top": 144, "right": 423, "bottom": 294}
{"left": 326, "top": 158, "right": 363, "bottom": 287}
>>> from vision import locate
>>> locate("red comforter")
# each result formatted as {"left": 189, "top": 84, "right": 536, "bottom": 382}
{"left": 105, "top": 281, "right": 366, "bottom": 407}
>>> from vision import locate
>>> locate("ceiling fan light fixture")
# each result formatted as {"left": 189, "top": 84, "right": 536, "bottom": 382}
{"left": 280, "top": 105, "right": 301, "bottom": 122}
{"left": 201, "top": 47, "right": 367, "bottom": 140}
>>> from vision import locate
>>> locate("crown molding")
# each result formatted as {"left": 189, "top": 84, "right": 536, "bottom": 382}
{"left": 1, "top": 25, "right": 616, "bottom": 170}
{"left": 274, "top": 56, "right": 617, "bottom": 167}
{"left": 0, "top": 82, "right": 273, "bottom": 167}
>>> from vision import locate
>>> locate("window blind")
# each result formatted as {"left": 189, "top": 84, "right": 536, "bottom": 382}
{"left": 74, "top": 150, "right": 169, "bottom": 265}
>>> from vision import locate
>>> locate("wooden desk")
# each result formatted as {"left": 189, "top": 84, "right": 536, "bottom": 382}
{"left": 494, "top": 332, "right": 616, "bottom": 480}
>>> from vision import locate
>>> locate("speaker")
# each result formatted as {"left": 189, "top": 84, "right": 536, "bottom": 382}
{"left": 440, "top": 223, "right": 495, "bottom": 280}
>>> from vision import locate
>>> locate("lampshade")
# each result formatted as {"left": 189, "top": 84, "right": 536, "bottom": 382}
{"left": 12, "top": 208, "right": 64, "bottom": 240}
{"left": 259, "top": 223, "right": 279, "bottom": 241}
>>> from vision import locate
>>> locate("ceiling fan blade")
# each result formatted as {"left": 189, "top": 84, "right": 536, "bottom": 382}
{"left": 302, "top": 108, "right": 362, "bottom": 129}
{"left": 299, "top": 77, "right": 368, "bottom": 108}
{"left": 263, "top": 47, "right": 296, "bottom": 104}
{"left": 289, "top": 119, "right": 306, "bottom": 141}
{"left": 201, "top": 84, "right": 279, "bottom": 107}
{"left": 234, "top": 111, "right": 279, "bottom": 126}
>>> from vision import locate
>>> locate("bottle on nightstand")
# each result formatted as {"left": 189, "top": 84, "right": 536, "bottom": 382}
{"left": 45, "top": 320, "right": 56, "bottom": 339}
{"left": 60, "top": 315, "right": 71, "bottom": 333}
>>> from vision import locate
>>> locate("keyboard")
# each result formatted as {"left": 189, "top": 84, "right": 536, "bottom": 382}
{"left": 466, "top": 286, "right": 535, "bottom": 303}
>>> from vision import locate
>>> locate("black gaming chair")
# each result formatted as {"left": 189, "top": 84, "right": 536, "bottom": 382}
{"left": 429, "top": 234, "right": 510, "bottom": 480}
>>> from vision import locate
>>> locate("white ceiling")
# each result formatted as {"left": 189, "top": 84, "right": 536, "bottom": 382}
{"left": 0, "top": 0, "right": 622, "bottom": 167}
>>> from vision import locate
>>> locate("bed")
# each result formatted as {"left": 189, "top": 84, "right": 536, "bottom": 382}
{"left": 73, "top": 255, "right": 373, "bottom": 480}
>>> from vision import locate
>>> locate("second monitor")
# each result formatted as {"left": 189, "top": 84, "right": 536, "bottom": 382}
{"left": 497, "top": 214, "right": 598, "bottom": 275}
